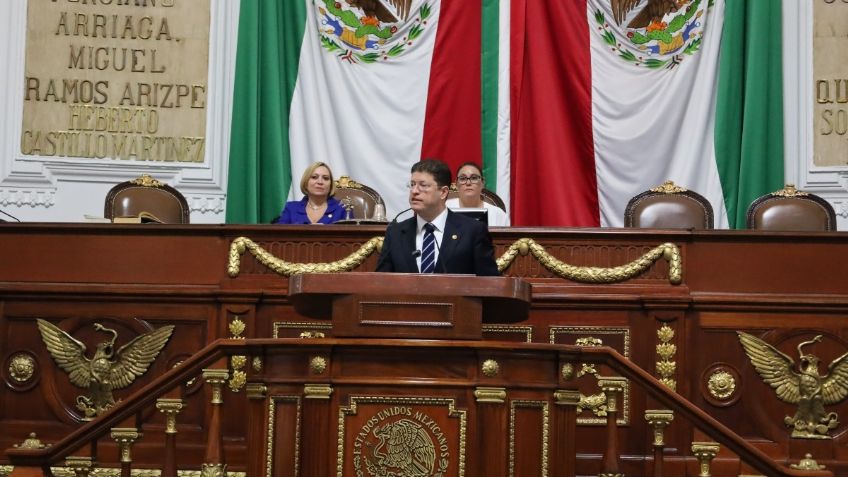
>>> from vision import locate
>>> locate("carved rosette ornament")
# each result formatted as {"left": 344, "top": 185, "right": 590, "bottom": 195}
{"left": 707, "top": 370, "right": 736, "bottom": 400}
{"left": 561, "top": 363, "right": 575, "bottom": 381}
{"left": 481, "top": 359, "right": 500, "bottom": 377}
{"left": 310, "top": 356, "right": 328, "bottom": 375}
{"left": 8, "top": 353, "right": 35, "bottom": 383}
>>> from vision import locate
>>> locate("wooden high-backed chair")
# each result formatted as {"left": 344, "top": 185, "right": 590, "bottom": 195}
{"left": 624, "top": 180, "right": 714, "bottom": 229}
{"left": 104, "top": 174, "right": 190, "bottom": 223}
{"left": 332, "top": 176, "right": 385, "bottom": 220}
{"left": 746, "top": 184, "right": 836, "bottom": 231}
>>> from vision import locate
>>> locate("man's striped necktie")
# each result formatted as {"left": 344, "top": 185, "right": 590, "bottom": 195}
{"left": 420, "top": 223, "right": 436, "bottom": 273}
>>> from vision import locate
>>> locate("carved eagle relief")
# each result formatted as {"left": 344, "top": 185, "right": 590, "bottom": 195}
{"left": 37, "top": 319, "right": 175, "bottom": 418}
{"left": 347, "top": 0, "right": 413, "bottom": 23}
{"left": 738, "top": 332, "right": 848, "bottom": 438}
{"left": 611, "top": 0, "right": 682, "bottom": 29}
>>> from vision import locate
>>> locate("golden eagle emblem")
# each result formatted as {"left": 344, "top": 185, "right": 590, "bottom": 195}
{"left": 611, "top": 0, "right": 684, "bottom": 29}
{"left": 37, "top": 319, "right": 175, "bottom": 419}
{"left": 368, "top": 418, "right": 436, "bottom": 476}
{"left": 738, "top": 332, "right": 848, "bottom": 439}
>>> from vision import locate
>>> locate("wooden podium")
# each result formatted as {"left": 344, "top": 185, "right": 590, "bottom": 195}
{"left": 288, "top": 272, "right": 531, "bottom": 339}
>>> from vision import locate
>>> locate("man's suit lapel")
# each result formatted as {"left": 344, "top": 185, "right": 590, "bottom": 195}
{"left": 400, "top": 218, "right": 419, "bottom": 272}
{"left": 436, "top": 211, "right": 461, "bottom": 273}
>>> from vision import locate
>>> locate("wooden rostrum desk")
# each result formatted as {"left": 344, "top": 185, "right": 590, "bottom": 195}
{"left": 1, "top": 223, "right": 848, "bottom": 475}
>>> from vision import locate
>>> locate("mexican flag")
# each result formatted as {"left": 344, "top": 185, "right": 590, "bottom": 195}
{"left": 226, "top": 0, "right": 784, "bottom": 228}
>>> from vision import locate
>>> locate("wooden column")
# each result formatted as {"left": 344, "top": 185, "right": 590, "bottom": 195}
{"left": 474, "top": 386, "right": 508, "bottom": 475}
{"left": 553, "top": 389, "right": 580, "bottom": 477}
{"left": 110, "top": 428, "right": 140, "bottom": 477}
{"left": 691, "top": 442, "right": 720, "bottom": 477}
{"left": 598, "top": 377, "right": 627, "bottom": 477}
{"left": 156, "top": 398, "right": 186, "bottom": 477}
{"left": 202, "top": 369, "right": 230, "bottom": 477}
{"left": 645, "top": 410, "right": 674, "bottom": 477}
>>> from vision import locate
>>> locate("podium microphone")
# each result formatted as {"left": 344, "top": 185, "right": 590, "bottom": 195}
{"left": 389, "top": 207, "right": 413, "bottom": 225}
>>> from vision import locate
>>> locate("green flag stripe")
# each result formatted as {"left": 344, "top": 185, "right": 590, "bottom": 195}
{"left": 714, "top": 1, "right": 784, "bottom": 229}
{"left": 481, "top": 0, "right": 499, "bottom": 190}
{"left": 226, "top": 0, "right": 307, "bottom": 224}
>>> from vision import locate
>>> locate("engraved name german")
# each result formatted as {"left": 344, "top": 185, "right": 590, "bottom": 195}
{"left": 21, "top": 0, "right": 209, "bottom": 163}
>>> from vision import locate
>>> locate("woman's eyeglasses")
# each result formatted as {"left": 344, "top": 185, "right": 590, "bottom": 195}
{"left": 457, "top": 175, "right": 482, "bottom": 185}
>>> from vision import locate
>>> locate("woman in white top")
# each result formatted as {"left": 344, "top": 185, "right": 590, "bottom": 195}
{"left": 446, "top": 162, "right": 510, "bottom": 226}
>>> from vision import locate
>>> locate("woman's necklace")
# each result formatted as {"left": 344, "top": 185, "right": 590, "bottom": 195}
{"left": 308, "top": 201, "right": 326, "bottom": 211}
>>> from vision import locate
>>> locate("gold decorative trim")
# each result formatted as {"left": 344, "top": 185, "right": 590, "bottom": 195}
{"left": 252, "top": 357, "right": 263, "bottom": 372}
{"left": 335, "top": 175, "right": 363, "bottom": 189}
{"left": 554, "top": 389, "right": 581, "bottom": 406}
{"left": 310, "top": 356, "right": 328, "bottom": 375}
{"left": 110, "top": 428, "right": 141, "bottom": 463}
{"left": 650, "top": 180, "right": 687, "bottom": 194}
{"left": 496, "top": 238, "right": 681, "bottom": 284}
{"left": 272, "top": 322, "right": 332, "bottom": 339}
{"left": 691, "top": 442, "right": 720, "bottom": 477}
{"left": 156, "top": 399, "right": 186, "bottom": 435}
{"left": 481, "top": 359, "right": 500, "bottom": 377}
{"left": 771, "top": 184, "right": 809, "bottom": 198}
{"left": 227, "top": 236, "right": 384, "bottom": 277}
{"left": 266, "top": 396, "right": 301, "bottom": 477}
{"left": 202, "top": 369, "right": 229, "bottom": 405}
{"left": 482, "top": 325, "right": 533, "bottom": 342}
{"left": 791, "top": 454, "right": 826, "bottom": 471}
{"left": 227, "top": 237, "right": 682, "bottom": 285}
{"left": 228, "top": 316, "right": 247, "bottom": 392}
{"left": 338, "top": 396, "right": 467, "bottom": 477}
{"left": 228, "top": 317, "right": 246, "bottom": 338}
{"left": 64, "top": 457, "right": 93, "bottom": 477}
{"left": 550, "top": 327, "right": 631, "bottom": 425}
{"left": 130, "top": 174, "right": 165, "bottom": 188}
{"left": 13, "top": 432, "right": 49, "bottom": 449}
{"left": 509, "top": 400, "right": 549, "bottom": 477}
{"left": 44, "top": 468, "right": 246, "bottom": 477}
{"left": 304, "top": 384, "right": 333, "bottom": 399}
{"left": 8, "top": 353, "right": 35, "bottom": 383}
{"left": 707, "top": 370, "right": 736, "bottom": 400}
{"left": 561, "top": 363, "right": 575, "bottom": 381}
{"left": 656, "top": 324, "right": 677, "bottom": 391}
{"left": 0, "top": 466, "right": 13, "bottom": 477}
{"left": 645, "top": 410, "right": 674, "bottom": 447}
{"left": 200, "top": 463, "right": 226, "bottom": 477}
{"left": 598, "top": 378, "right": 627, "bottom": 414}
{"left": 474, "top": 387, "right": 506, "bottom": 403}
{"left": 246, "top": 383, "right": 267, "bottom": 400}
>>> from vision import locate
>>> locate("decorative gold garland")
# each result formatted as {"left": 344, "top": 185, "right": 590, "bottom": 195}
{"left": 227, "top": 236, "right": 384, "bottom": 277}
{"left": 495, "top": 238, "right": 681, "bottom": 284}
{"left": 227, "top": 236, "right": 682, "bottom": 285}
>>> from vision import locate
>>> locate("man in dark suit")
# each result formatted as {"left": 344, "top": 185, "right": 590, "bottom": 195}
{"left": 376, "top": 159, "right": 500, "bottom": 276}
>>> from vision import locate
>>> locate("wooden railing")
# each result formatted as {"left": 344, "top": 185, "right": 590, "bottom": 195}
{"left": 5, "top": 339, "right": 833, "bottom": 477}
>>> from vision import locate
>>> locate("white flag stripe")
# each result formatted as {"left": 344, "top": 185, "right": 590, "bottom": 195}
{"left": 289, "top": 0, "right": 442, "bottom": 217}
{"left": 588, "top": 0, "right": 729, "bottom": 228}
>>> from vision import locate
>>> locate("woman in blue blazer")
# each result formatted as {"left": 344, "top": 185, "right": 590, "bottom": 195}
{"left": 275, "top": 162, "right": 346, "bottom": 224}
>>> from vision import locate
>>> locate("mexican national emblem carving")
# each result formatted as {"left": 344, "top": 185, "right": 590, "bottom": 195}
{"left": 353, "top": 407, "right": 449, "bottom": 477}
{"left": 315, "top": 0, "right": 433, "bottom": 64}
{"left": 590, "top": 0, "right": 711, "bottom": 69}
{"left": 37, "top": 319, "right": 175, "bottom": 419}
{"left": 738, "top": 332, "right": 848, "bottom": 439}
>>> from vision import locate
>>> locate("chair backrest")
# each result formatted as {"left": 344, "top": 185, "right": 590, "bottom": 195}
{"left": 746, "top": 184, "right": 836, "bottom": 231}
{"left": 104, "top": 174, "right": 190, "bottom": 224}
{"left": 624, "top": 180, "right": 714, "bottom": 229}
{"left": 447, "top": 184, "right": 507, "bottom": 211}
{"left": 332, "top": 176, "right": 385, "bottom": 220}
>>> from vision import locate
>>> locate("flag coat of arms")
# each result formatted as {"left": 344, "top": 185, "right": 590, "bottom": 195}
{"left": 227, "top": 0, "right": 783, "bottom": 227}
